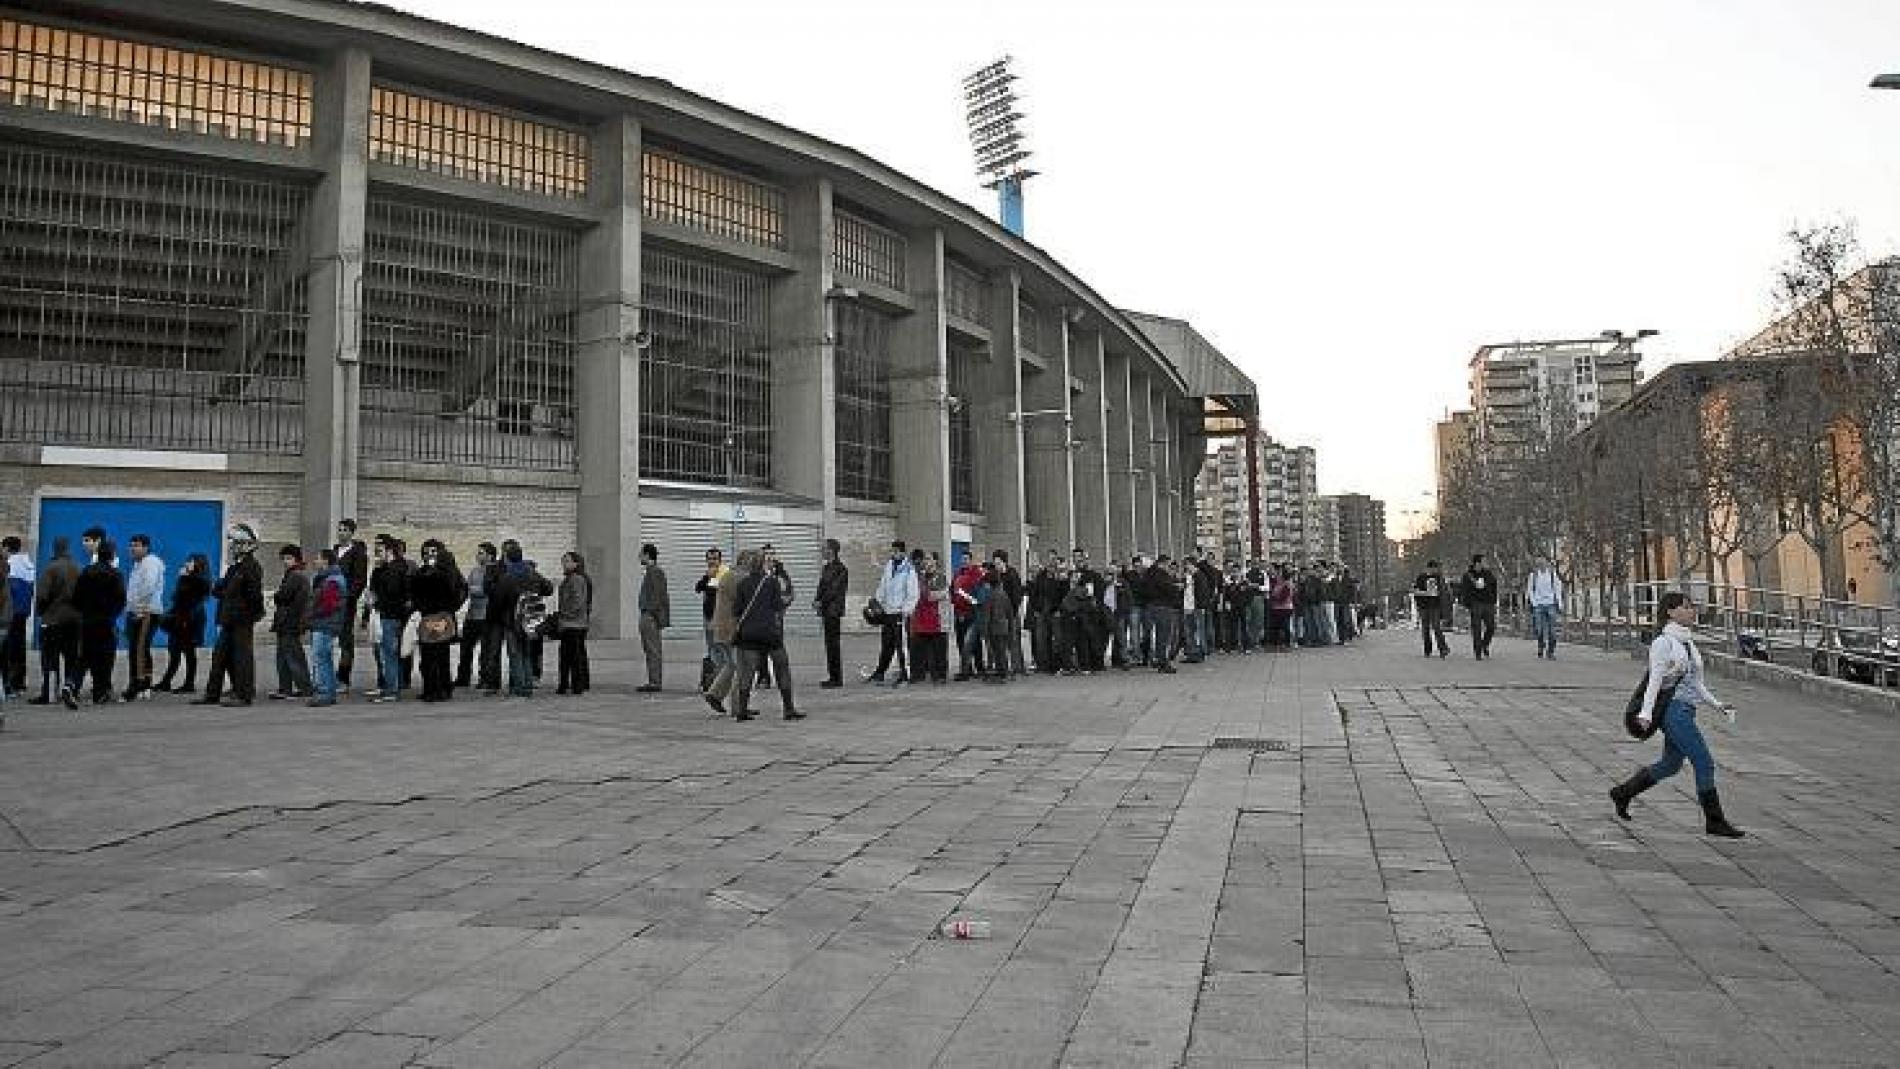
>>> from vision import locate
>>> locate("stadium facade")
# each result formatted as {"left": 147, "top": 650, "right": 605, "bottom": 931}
{"left": 0, "top": 0, "right": 1248, "bottom": 636}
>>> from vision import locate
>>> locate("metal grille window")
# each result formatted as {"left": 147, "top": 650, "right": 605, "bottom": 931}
{"left": 948, "top": 341, "right": 980, "bottom": 513}
{"left": 945, "top": 259, "right": 987, "bottom": 323}
{"left": 1017, "top": 295, "right": 1043, "bottom": 355}
{"left": 369, "top": 85, "right": 588, "bottom": 199}
{"left": 641, "top": 150, "right": 785, "bottom": 249}
{"left": 640, "top": 248, "right": 772, "bottom": 486}
{"left": 0, "top": 17, "right": 312, "bottom": 147}
{"left": 0, "top": 143, "right": 309, "bottom": 453}
{"left": 360, "top": 196, "right": 579, "bottom": 470}
{"left": 833, "top": 209, "right": 906, "bottom": 291}
{"left": 834, "top": 302, "right": 894, "bottom": 502}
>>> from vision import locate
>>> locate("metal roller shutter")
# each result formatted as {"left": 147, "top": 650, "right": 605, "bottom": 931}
{"left": 640, "top": 514, "right": 825, "bottom": 637}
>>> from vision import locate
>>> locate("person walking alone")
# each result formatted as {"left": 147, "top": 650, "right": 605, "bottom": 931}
{"left": 1526, "top": 552, "right": 1565, "bottom": 659}
{"left": 1413, "top": 559, "right": 1449, "bottom": 658}
{"left": 816, "top": 539, "right": 848, "bottom": 689}
{"left": 268, "top": 544, "right": 312, "bottom": 700}
{"left": 1608, "top": 591, "right": 1744, "bottom": 837}
{"left": 121, "top": 534, "right": 166, "bottom": 701}
{"left": 554, "top": 551, "right": 592, "bottom": 695}
{"left": 1462, "top": 553, "right": 1500, "bottom": 659}
{"left": 636, "top": 543, "right": 668, "bottom": 693}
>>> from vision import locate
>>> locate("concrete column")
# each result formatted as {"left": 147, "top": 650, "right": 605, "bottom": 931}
{"left": 300, "top": 46, "right": 370, "bottom": 551}
{"left": 1071, "top": 327, "right": 1112, "bottom": 560}
{"left": 1020, "top": 302, "right": 1073, "bottom": 556}
{"left": 1136, "top": 373, "right": 1159, "bottom": 555}
{"left": 1152, "top": 382, "right": 1175, "bottom": 557}
{"left": 772, "top": 177, "right": 835, "bottom": 513}
{"left": 978, "top": 269, "right": 1028, "bottom": 563}
{"left": 891, "top": 227, "right": 951, "bottom": 560}
{"left": 1104, "top": 348, "right": 1134, "bottom": 558}
{"left": 574, "top": 115, "right": 643, "bottom": 639}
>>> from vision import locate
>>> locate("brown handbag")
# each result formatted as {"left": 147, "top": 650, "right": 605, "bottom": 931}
{"left": 417, "top": 611, "right": 458, "bottom": 645}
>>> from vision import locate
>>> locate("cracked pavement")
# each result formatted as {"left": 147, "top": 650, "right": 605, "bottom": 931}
{"left": 1, "top": 628, "right": 1897, "bottom": 1067}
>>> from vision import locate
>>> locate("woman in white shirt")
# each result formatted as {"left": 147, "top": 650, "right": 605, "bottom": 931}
{"left": 1608, "top": 591, "right": 1744, "bottom": 837}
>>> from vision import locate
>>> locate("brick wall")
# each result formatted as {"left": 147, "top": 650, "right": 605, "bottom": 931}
{"left": 355, "top": 477, "right": 578, "bottom": 568}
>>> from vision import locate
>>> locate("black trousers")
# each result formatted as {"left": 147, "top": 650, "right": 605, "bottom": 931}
{"left": 418, "top": 641, "right": 453, "bottom": 700}
{"left": 1470, "top": 604, "right": 1497, "bottom": 655}
{"left": 39, "top": 621, "right": 80, "bottom": 694}
{"left": 3, "top": 612, "right": 27, "bottom": 691}
{"left": 874, "top": 616, "right": 908, "bottom": 678}
{"left": 337, "top": 596, "right": 360, "bottom": 685}
{"left": 80, "top": 621, "right": 117, "bottom": 701}
{"left": 1420, "top": 603, "right": 1448, "bottom": 655}
{"left": 455, "top": 617, "right": 490, "bottom": 686}
{"left": 558, "top": 628, "right": 589, "bottom": 693}
{"left": 205, "top": 623, "right": 256, "bottom": 701}
{"left": 907, "top": 631, "right": 948, "bottom": 681}
{"left": 822, "top": 615, "right": 843, "bottom": 684}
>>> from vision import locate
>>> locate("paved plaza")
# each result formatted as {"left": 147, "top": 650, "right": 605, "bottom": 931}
{"left": 1, "top": 628, "right": 1897, "bottom": 1067}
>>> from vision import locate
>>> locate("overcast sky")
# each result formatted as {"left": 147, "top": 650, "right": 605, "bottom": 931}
{"left": 390, "top": 0, "right": 1900, "bottom": 533}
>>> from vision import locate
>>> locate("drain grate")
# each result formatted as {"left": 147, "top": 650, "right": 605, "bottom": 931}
{"left": 1212, "top": 737, "right": 1293, "bottom": 752}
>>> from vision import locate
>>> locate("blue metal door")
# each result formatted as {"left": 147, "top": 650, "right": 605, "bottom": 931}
{"left": 35, "top": 497, "right": 225, "bottom": 650}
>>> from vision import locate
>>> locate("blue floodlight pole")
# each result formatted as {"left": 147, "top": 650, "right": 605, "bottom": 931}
{"left": 998, "top": 174, "right": 1025, "bottom": 237}
{"left": 966, "top": 56, "right": 1034, "bottom": 239}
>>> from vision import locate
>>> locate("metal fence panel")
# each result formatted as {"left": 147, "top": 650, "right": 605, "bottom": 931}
{"left": 359, "top": 194, "right": 579, "bottom": 470}
{"left": 0, "top": 140, "right": 310, "bottom": 453}
{"left": 833, "top": 209, "right": 905, "bottom": 291}
{"left": 639, "top": 247, "right": 772, "bottom": 486}
{"left": 834, "top": 302, "right": 893, "bottom": 502}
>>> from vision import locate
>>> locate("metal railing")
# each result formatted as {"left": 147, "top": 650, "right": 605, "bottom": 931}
{"left": 641, "top": 149, "right": 785, "bottom": 249}
{"left": 832, "top": 209, "right": 906, "bottom": 292}
{"left": 1493, "top": 579, "right": 1899, "bottom": 690}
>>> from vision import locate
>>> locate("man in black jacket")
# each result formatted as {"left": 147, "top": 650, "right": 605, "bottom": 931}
{"left": 331, "top": 519, "right": 369, "bottom": 692}
{"left": 1189, "top": 552, "right": 1218, "bottom": 662}
{"left": 197, "top": 524, "right": 265, "bottom": 707}
{"left": 1413, "top": 559, "right": 1450, "bottom": 658}
{"left": 364, "top": 536, "right": 413, "bottom": 701}
{"left": 269, "top": 544, "right": 313, "bottom": 700}
{"left": 32, "top": 537, "right": 82, "bottom": 708}
{"left": 1146, "top": 556, "right": 1182, "bottom": 674}
{"left": 815, "top": 539, "right": 848, "bottom": 688}
{"left": 991, "top": 550, "right": 1025, "bottom": 676}
{"left": 1028, "top": 552, "right": 1069, "bottom": 674}
{"left": 1463, "top": 553, "right": 1501, "bottom": 659}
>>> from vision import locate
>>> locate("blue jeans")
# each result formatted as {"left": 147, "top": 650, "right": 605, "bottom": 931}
{"left": 1532, "top": 604, "right": 1559, "bottom": 653}
{"left": 1122, "top": 605, "right": 1147, "bottom": 663}
{"left": 311, "top": 630, "right": 337, "bottom": 701}
{"left": 378, "top": 618, "right": 404, "bottom": 699}
{"left": 505, "top": 627, "right": 534, "bottom": 696}
{"left": 1650, "top": 699, "right": 1716, "bottom": 792}
{"left": 1185, "top": 608, "right": 1208, "bottom": 660}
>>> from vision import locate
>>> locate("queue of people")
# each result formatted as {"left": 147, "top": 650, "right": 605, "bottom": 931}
{"left": 4, "top": 520, "right": 1372, "bottom": 719}
{"left": 844, "top": 541, "right": 1369, "bottom": 689}
{"left": 0, "top": 519, "right": 588, "bottom": 711}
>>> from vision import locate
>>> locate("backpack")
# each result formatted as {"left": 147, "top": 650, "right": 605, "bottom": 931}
{"left": 313, "top": 572, "right": 345, "bottom": 621}
{"left": 515, "top": 582, "right": 550, "bottom": 636}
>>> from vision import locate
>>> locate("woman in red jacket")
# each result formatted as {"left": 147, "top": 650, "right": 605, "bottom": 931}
{"left": 908, "top": 551, "right": 950, "bottom": 684}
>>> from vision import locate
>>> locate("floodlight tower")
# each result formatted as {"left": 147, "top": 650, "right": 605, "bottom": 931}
{"left": 964, "top": 56, "right": 1037, "bottom": 237}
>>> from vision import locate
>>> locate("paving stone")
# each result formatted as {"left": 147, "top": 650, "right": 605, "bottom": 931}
{"left": 0, "top": 632, "right": 1894, "bottom": 1065}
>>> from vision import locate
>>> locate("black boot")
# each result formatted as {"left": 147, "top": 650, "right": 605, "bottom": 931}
{"left": 780, "top": 687, "right": 804, "bottom": 720}
{"left": 1699, "top": 788, "right": 1745, "bottom": 838}
{"left": 1609, "top": 767, "right": 1656, "bottom": 820}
